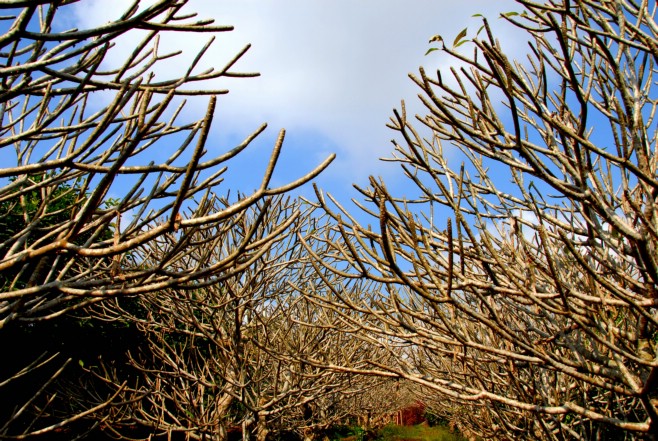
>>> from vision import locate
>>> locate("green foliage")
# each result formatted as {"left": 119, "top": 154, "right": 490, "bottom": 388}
{"left": 423, "top": 411, "right": 448, "bottom": 428}
{"left": 327, "top": 425, "right": 367, "bottom": 441}
{"left": 0, "top": 174, "right": 113, "bottom": 292}
{"left": 376, "top": 424, "right": 465, "bottom": 441}
{"left": 425, "top": 9, "right": 523, "bottom": 55}
{"left": 0, "top": 174, "right": 134, "bottom": 435}
{"left": 452, "top": 28, "right": 468, "bottom": 48}
{"left": 325, "top": 424, "right": 465, "bottom": 441}
{"left": 0, "top": 174, "right": 79, "bottom": 234}
{"left": 349, "top": 426, "right": 366, "bottom": 441}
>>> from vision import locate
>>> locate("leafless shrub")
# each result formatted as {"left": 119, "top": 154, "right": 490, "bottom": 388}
{"left": 83, "top": 198, "right": 395, "bottom": 441}
{"left": 0, "top": 1, "right": 332, "bottom": 438}
{"left": 304, "top": 0, "right": 658, "bottom": 438}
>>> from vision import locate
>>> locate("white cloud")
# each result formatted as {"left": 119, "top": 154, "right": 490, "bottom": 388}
{"left": 70, "top": 0, "right": 521, "bottom": 198}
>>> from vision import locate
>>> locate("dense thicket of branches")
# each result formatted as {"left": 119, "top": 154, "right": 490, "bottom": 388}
{"left": 0, "top": 1, "right": 341, "bottom": 438}
{"left": 83, "top": 197, "right": 399, "bottom": 441}
{"left": 3, "top": 0, "right": 657, "bottom": 440}
{"left": 302, "top": 0, "right": 658, "bottom": 439}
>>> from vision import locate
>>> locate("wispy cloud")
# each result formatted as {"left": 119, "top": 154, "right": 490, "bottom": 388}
{"left": 71, "top": 0, "right": 520, "bottom": 199}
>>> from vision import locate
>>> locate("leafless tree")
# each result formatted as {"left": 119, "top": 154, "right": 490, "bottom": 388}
{"left": 79, "top": 198, "right": 395, "bottom": 441}
{"left": 0, "top": 1, "right": 332, "bottom": 438}
{"left": 304, "top": 0, "right": 658, "bottom": 439}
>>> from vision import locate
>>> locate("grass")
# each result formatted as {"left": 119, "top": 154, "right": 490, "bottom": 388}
{"left": 376, "top": 424, "right": 466, "bottom": 441}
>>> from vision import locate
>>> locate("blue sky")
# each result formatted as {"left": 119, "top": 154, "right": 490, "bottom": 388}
{"left": 70, "top": 0, "right": 521, "bottom": 208}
